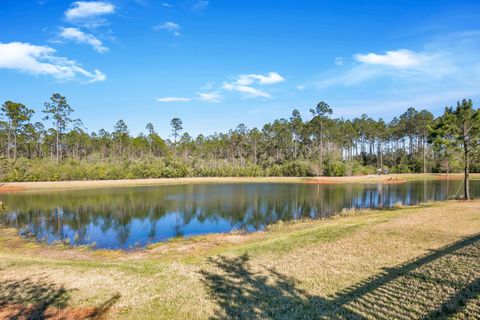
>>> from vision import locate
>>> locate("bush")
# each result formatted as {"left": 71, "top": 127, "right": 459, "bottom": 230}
{"left": 325, "top": 161, "right": 345, "bottom": 176}
{"left": 392, "top": 163, "right": 411, "bottom": 174}
{"left": 0, "top": 157, "right": 413, "bottom": 181}
{"left": 280, "top": 161, "right": 310, "bottom": 176}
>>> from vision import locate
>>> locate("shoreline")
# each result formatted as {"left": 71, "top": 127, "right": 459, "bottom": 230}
{"left": 0, "top": 200, "right": 479, "bottom": 319}
{"left": 0, "top": 199, "right": 474, "bottom": 257}
{"left": 0, "top": 173, "right": 476, "bottom": 192}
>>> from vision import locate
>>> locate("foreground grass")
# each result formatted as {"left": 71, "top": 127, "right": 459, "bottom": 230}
{"left": 1, "top": 201, "right": 480, "bottom": 319}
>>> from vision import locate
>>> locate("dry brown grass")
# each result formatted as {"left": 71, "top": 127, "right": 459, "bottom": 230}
{"left": 0, "top": 201, "right": 479, "bottom": 319}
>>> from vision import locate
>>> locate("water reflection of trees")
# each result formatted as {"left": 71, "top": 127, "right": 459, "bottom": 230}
{"left": 0, "top": 181, "right": 474, "bottom": 248}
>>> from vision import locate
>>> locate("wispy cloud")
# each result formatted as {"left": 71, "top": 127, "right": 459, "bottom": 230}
{"left": 192, "top": 0, "right": 208, "bottom": 11}
{"left": 334, "top": 57, "right": 346, "bottom": 66}
{"left": 315, "top": 48, "right": 451, "bottom": 89}
{"left": 157, "top": 92, "right": 222, "bottom": 103}
{"left": 65, "top": 1, "right": 115, "bottom": 27}
{"left": 201, "top": 81, "right": 215, "bottom": 90}
{"left": 222, "top": 72, "right": 285, "bottom": 99}
{"left": 236, "top": 72, "right": 285, "bottom": 85}
{"left": 157, "top": 97, "right": 191, "bottom": 102}
{"left": 222, "top": 83, "right": 270, "bottom": 99}
{"left": 0, "top": 42, "right": 106, "bottom": 83}
{"left": 355, "top": 49, "right": 431, "bottom": 68}
{"left": 162, "top": 2, "right": 172, "bottom": 8}
{"left": 59, "top": 27, "right": 108, "bottom": 53}
{"left": 307, "top": 31, "right": 480, "bottom": 116}
{"left": 156, "top": 71, "right": 285, "bottom": 103}
{"left": 153, "top": 22, "right": 180, "bottom": 36}
{"left": 196, "top": 91, "right": 222, "bottom": 103}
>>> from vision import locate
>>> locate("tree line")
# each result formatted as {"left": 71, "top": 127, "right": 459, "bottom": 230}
{"left": 1, "top": 93, "right": 479, "bottom": 197}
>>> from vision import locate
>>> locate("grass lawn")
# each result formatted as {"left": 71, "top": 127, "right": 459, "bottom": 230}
{"left": 0, "top": 200, "right": 479, "bottom": 319}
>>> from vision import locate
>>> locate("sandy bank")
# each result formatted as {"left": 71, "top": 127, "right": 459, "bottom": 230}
{"left": 0, "top": 173, "right": 476, "bottom": 192}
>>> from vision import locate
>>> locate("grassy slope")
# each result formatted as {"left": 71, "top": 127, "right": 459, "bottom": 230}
{"left": 0, "top": 201, "right": 479, "bottom": 319}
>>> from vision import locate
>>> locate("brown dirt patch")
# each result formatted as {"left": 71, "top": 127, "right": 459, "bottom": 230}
{"left": 0, "top": 185, "right": 25, "bottom": 192}
{"left": 383, "top": 177, "right": 406, "bottom": 184}
{"left": 304, "top": 179, "right": 338, "bottom": 184}
{"left": 0, "top": 304, "right": 98, "bottom": 320}
{"left": 436, "top": 174, "right": 463, "bottom": 180}
{"left": 304, "top": 176, "right": 406, "bottom": 185}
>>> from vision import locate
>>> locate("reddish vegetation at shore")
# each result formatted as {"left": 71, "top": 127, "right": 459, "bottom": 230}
{"left": 0, "top": 305, "right": 99, "bottom": 320}
{"left": 383, "top": 177, "right": 406, "bottom": 184}
{"left": 0, "top": 185, "right": 25, "bottom": 192}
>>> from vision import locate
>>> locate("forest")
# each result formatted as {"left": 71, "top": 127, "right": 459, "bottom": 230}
{"left": 1, "top": 93, "right": 479, "bottom": 182}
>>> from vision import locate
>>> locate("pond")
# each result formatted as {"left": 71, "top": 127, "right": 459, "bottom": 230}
{"left": 0, "top": 180, "right": 476, "bottom": 249}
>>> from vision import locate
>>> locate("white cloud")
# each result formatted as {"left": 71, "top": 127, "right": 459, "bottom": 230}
{"left": 153, "top": 22, "right": 180, "bottom": 36}
{"left": 236, "top": 72, "right": 285, "bottom": 85}
{"left": 162, "top": 2, "right": 172, "bottom": 8}
{"left": 307, "top": 31, "right": 480, "bottom": 117}
{"left": 196, "top": 91, "right": 222, "bottom": 103}
{"left": 59, "top": 27, "right": 108, "bottom": 53}
{"left": 222, "top": 83, "right": 270, "bottom": 99}
{"left": 222, "top": 72, "right": 284, "bottom": 99}
{"left": 315, "top": 48, "right": 452, "bottom": 89}
{"left": 156, "top": 92, "right": 222, "bottom": 103}
{"left": 65, "top": 1, "right": 115, "bottom": 27}
{"left": 0, "top": 42, "right": 106, "bottom": 83}
{"left": 355, "top": 49, "right": 431, "bottom": 68}
{"left": 157, "top": 97, "right": 191, "bottom": 102}
{"left": 156, "top": 71, "right": 284, "bottom": 102}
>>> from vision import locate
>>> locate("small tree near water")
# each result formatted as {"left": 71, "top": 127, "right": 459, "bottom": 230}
{"left": 431, "top": 99, "right": 480, "bottom": 200}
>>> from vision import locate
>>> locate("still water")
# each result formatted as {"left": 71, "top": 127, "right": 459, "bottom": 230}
{"left": 0, "top": 180, "right": 476, "bottom": 249}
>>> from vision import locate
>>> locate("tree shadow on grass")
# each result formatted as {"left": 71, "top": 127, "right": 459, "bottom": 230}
{"left": 0, "top": 275, "right": 120, "bottom": 319}
{"left": 201, "top": 234, "right": 480, "bottom": 319}
{"left": 200, "top": 254, "right": 325, "bottom": 319}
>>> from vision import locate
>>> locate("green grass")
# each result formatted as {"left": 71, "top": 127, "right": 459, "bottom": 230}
{"left": 200, "top": 236, "right": 480, "bottom": 319}
{"left": 0, "top": 201, "right": 480, "bottom": 319}
{"left": 225, "top": 221, "right": 364, "bottom": 257}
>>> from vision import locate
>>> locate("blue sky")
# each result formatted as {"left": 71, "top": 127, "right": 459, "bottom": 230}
{"left": 1, "top": 0, "right": 480, "bottom": 137}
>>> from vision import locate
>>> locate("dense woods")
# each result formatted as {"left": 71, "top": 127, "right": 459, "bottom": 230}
{"left": 1, "top": 94, "right": 479, "bottom": 185}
